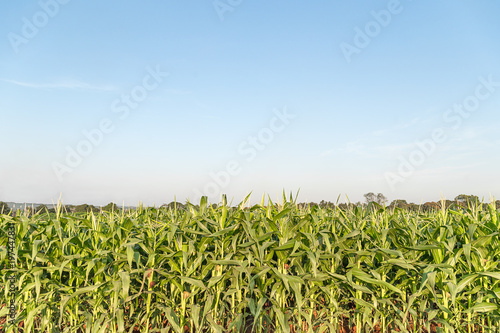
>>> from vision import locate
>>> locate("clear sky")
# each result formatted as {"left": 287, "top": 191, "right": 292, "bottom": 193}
{"left": 1, "top": 1, "right": 499, "bottom": 206}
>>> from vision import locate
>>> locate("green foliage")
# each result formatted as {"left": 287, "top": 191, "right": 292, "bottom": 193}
{"left": 422, "top": 201, "right": 440, "bottom": 212}
{"left": 74, "top": 204, "right": 99, "bottom": 213}
{"left": 102, "top": 202, "right": 118, "bottom": 212}
{"left": 455, "top": 194, "right": 480, "bottom": 207}
{"left": 0, "top": 201, "right": 10, "bottom": 214}
{"left": 364, "top": 192, "right": 387, "bottom": 205}
{"left": 35, "top": 204, "right": 47, "bottom": 212}
{"left": 389, "top": 199, "right": 408, "bottom": 208}
{"left": 161, "top": 201, "right": 186, "bottom": 210}
{"left": 319, "top": 200, "right": 335, "bottom": 209}
{"left": 1, "top": 197, "right": 500, "bottom": 332}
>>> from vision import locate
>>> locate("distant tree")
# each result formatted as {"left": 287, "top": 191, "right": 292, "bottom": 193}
{"left": 454, "top": 194, "right": 467, "bottom": 203}
{"left": 364, "top": 192, "right": 387, "bottom": 205}
{"left": 74, "top": 204, "right": 99, "bottom": 213}
{"left": 390, "top": 199, "right": 408, "bottom": 208}
{"left": 102, "top": 202, "right": 118, "bottom": 211}
{"left": 0, "top": 201, "right": 10, "bottom": 214}
{"left": 422, "top": 202, "right": 440, "bottom": 212}
{"left": 319, "top": 200, "right": 335, "bottom": 209}
{"left": 161, "top": 202, "right": 185, "bottom": 210}
{"left": 407, "top": 203, "right": 419, "bottom": 212}
{"left": 338, "top": 203, "right": 356, "bottom": 210}
{"left": 376, "top": 193, "right": 387, "bottom": 205}
{"left": 454, "top": 194, "right": 480, "bottom": 207}
{"left": 364, "top": 192, "right": 376, "bottom": 204}
{"left": 297, "top": 202, "right": 318, "bottom": 209}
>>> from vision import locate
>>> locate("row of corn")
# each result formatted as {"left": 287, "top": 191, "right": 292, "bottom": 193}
{"left": 1, "top": 194, "right": 500, "bottom": 332}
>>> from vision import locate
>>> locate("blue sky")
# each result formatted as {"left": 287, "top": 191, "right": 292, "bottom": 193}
{"left": 1, "top": 1, "right": 499, "bottom": 206}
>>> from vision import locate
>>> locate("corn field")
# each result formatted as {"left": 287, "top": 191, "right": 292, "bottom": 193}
{"left": 1, "top": 194, "right": 500, "bottom": 332}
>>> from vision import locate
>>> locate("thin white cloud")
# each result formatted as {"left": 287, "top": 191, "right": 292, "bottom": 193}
{"left": 321, "top": 140, "right": 374, "bottom": 158}
{"left": 320, "top": 149, "right": 335, "bottom": 157}
{"left": 374, "top": 142, "right": 416, "bottom": 155}
{"left": 322, "top": 140, "right": 417, "bottom": 158}
{"left": 1, "top": 78, "right": 117, "bottom": 92}
{"left": 415, "top": 163, "right": 485, "bottom": 177}
{"left": 372, "top": 117, "right": 424, "bottom": 136}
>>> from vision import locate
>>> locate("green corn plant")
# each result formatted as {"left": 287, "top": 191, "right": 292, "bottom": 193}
{"left": 3, "top": 196, "right": 500, "bottom": 332}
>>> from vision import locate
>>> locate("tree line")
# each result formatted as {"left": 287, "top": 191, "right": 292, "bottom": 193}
{"left": 311, "top": 193, "right": 498, "bottom": 212}
{"left": 0, "top": 193, "right": 497, "bottom": 216}
{"left": 0, "top": 202, "right": 119, "bottom": 215}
